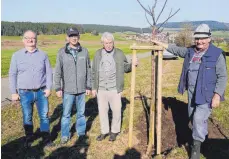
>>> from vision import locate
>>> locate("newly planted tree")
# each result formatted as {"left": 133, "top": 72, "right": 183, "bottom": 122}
{"left": 137, "top": 0, "right": 180, "bottom": 39}
{"left": 134, "top": 0, "right": 180, "bottom": 157}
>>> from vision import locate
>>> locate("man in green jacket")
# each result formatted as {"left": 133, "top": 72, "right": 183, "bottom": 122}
{"left": 91, "top": 32, "right": 138, "bottom": 141}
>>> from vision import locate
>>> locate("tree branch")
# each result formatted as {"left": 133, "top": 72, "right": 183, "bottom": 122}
{"left": 145, "top": 11, "right": 154, "bottom": 27}
{"left": 157, "top": 8, "right": 180, "bottom": 30}
{"left": 156, "top": 0, "right": 168, "bottom": 23}
{"left": 152, "top": 0, "right": 157, "bottom": 25}
{"left": 152, "top": 0, "right": 157, "bottom": 10}
{"left": 137, "top": 0, "right": 153, "bottom": 16}
{"left": 148, "top": 5, "right": 156, "bottom": 25}
{"left": 159, "top": 27, "right": 164, "bottom": 33}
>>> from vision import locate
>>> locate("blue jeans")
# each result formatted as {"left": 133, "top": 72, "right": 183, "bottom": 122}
{"left": 61, "top": 93, "right": 86, "bottom": 138}
{"left": 18, "top": 89, "right": 50, "bottom": 132}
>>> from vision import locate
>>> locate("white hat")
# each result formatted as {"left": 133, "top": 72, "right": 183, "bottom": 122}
{"left": 193, "top": 24, "right": 211, "bottom": 38}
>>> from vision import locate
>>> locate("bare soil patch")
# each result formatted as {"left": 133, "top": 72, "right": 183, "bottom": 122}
{"left": 133, "top": 59, "right": 229, "bottom": 159}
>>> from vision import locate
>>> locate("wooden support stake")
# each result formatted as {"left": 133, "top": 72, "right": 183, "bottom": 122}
{"left": 128, "top": 44, "right": 137, "bottom": 148}
{"left": 146, "top": 50, "right": 157, "bottom": 155}
{"left": 156, "top": 51, "right": 163, "bottom": 155}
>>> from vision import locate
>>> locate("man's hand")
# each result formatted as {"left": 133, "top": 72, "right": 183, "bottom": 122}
{"left": 44, "top": 89, "right": 51, "bottom": 97}
{"left": 12, "top": 93, "right": 20, "bottom": 101}
{"left": 56, "top": 90, "right": 63, "bottom": 98}
{"left": 151, "top": 40, "right": 168, "bottom": 49}
{"left": 92, "top": 90, "right": 97, "bottom": 97}
{"left": 212, "top": 93, "right": 221, "bottom": 108}
{"left": 86, "top": 90, "right": 91, "bottom": 96}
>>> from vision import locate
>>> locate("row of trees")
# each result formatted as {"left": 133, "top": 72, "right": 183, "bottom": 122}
{"left": 1, "top": 21, "right": 152, "bottom": 36}
{"left": 1, "top": 21, "right": 85, "bottom": 36}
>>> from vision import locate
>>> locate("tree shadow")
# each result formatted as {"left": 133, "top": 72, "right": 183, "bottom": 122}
{"left": 113, "top": 148, "right": 141, "bottom": 159}
{"left": 136, "top": 92, "right": 150, "bottom": 143}
{"left": 162, "top": 97, "right": 192, "bottom": 147}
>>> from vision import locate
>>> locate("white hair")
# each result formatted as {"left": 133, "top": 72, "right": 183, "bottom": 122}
{"left": 101, "top": 32, "right": 114, "bottom": 42}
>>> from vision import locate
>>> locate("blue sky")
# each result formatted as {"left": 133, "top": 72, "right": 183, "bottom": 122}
{"left": 1, "top": 0, "right": 229, "bottom": 28}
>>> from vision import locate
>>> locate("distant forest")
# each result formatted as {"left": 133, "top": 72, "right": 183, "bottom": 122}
{"left": 1, "top": 20, "right": 228, "bottom": 36}
{"left": 1, "top": 21, "right": 151, "bottom": 36}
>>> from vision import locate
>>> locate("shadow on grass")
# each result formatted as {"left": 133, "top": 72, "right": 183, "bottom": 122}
{"left": 1, "top": 97, "right": 130, "bottom": 158}
{"left": 113, "top": 148, "right": 141, "bottom": 159}
{"left": 163, "top": 97, "right": 229, "bottom": 158}
{"left": 1, "top": 103, "right": 64, "bottom": 159}
{"left": 45, "top": 98, "right": 97, "bottom": 159}
{"left": 201, "top": 138, "right": 229, "bottom": 159}
{"left": 46, "top": 139, "right": 90, "bottom": 159}
{"left": 47, "top": 97, "right": 129, "bottom": 158}
{"left": 1, "top": 130, "right": 47, "bottom": 159}
{"left": 1, "top": 97, "right": 96, "bottom": 159}
{"left": 70, "top": 97, "right": 129, "bottom": 137}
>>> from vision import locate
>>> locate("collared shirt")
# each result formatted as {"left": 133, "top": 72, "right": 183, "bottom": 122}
{"left": 67, "top": 45, "right": 78, "bottom": 62}
{"left": 9, "top": 48, "right": 53, "bottom": 94}
{"left": 188, "top": 51, "right": 206, "bottom": 87}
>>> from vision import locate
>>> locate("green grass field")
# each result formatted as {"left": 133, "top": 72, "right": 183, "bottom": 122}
{"left": 1, "top": 33, "right": 145, "bottom": 77}
{"left": 2, "top": 32, "right": 229, "bottom": 77}
{"left": 2, "top": 56, "right": 229, "bottom": 158}
{"left": 1, "top": 57, "right": 149, "bottom": 158}
{"left": 212, "top": 31, "right": 229, "bottom": 38}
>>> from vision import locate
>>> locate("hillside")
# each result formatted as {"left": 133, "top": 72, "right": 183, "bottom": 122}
{"left": 82, "top": 24, "right": 151, "bottom": 34}
{"left": 155, "top": 20, "right": 229, "bottom": 31}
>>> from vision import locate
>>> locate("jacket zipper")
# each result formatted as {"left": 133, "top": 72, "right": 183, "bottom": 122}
{"left": 69, "top": 52, "right": 78, "bottom": 93}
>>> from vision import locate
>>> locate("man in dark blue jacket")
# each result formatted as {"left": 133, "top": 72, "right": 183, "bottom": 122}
{"left": 152, "top": 24, "right": 227, "bottom": 159}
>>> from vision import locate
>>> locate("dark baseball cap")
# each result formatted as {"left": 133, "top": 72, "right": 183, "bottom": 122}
{"left": 67, "top": 27, "right": 80, "bottom": 36}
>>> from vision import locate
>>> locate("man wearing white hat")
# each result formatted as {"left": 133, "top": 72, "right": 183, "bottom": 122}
{"left": 152, "top": 24, "right": 227, "bottom": 159}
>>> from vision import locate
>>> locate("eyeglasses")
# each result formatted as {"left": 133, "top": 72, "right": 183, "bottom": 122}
{"left": 23, "top": 37, "right": 37, "bottom": 40}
